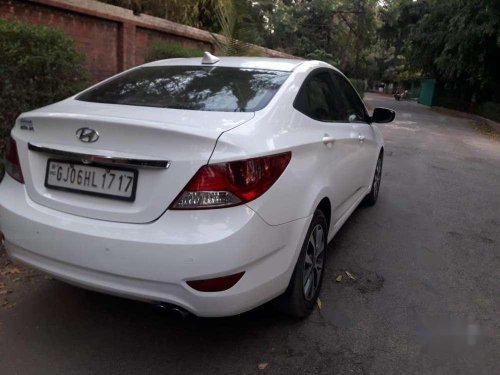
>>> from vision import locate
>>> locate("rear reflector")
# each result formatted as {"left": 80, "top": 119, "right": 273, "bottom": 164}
{"left": 187, "top": 272, "right": 245, "bottom": 292}
{"left": 172, "top": 152, "right": 291, "bottom": 209}
{"left": 5, "top": 137, "right": 24, "bottom": 184}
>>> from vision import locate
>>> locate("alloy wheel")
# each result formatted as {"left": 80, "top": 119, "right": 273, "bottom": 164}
{"left": 303, "top": 224, "right": 326, "bottom": 301}
{"left": 373, "top": 157, "right": 382, "bottom": 200}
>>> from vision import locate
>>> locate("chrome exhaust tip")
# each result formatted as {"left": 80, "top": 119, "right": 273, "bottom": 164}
{"left": 170, "top": 307, "right": 191, "bottom": 319}
{"left": 155, "top": 303, "right": 192, "bottom": 319}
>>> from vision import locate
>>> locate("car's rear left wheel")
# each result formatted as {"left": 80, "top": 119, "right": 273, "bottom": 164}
{"left": 275, "top": 209, "right": 327, "bottom": 318}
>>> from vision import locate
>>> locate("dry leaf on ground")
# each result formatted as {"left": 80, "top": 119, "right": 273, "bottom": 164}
{"left": 336, "top": 275, "right": 342, "bottom": 282}
{"left": 316, "top": 298, "right": 322, "bottom": 309}
{"left": 0, "top": 266, "right": 23, "bottom": 276}
{"left": 345, "top": 271, "right": 356, "bottom": 280}
{"left": 258, "top": 363, "right": 268, "bottom": 370}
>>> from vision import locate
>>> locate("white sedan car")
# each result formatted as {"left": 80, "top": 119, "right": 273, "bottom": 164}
{"left": 0, "top": 54, "right": 394, "bottom": 317}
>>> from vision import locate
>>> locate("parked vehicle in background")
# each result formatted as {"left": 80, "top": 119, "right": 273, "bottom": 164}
{"left": 394, "top": 88, "right": 410, "bottom": 101}
{"left": 0, "top": 53, "right": 394, "bottom": 318}
{"left": 394, "top": 88, "right": 402, "bottom": 101}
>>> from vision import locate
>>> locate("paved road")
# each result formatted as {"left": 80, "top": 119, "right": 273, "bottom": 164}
{"left": 1, "top": 93, "right": 499, "bottom": 374}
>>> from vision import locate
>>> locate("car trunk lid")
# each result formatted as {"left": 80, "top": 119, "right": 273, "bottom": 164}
{"left": 14, "top": 100, "right": 254, "bottom": 223}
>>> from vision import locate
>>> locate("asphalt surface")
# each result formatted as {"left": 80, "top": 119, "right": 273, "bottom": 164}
{"left": 1, "top": 93, "right": 499, "bottom": 374}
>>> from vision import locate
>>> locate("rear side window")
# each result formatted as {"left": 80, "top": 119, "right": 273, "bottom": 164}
{"left": 293, "top": 72, "right": 342, "bottom": 122}
{"left": 294, "top": 69, "right": 368, "bottom": 123}
{"left": 77, "top": 66, "right": 290, "bottom": 112}
{"left": 330, "top": 72, "right": 367, "bottom": 123}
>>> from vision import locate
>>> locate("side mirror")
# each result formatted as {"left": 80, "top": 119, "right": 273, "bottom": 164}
{"left": 371, "top": 107, "right": 395, "bottom": 123}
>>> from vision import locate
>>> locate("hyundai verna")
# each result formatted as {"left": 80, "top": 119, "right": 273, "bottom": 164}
{"left": 0, "top": 53, "right": 395, "bottom": 317}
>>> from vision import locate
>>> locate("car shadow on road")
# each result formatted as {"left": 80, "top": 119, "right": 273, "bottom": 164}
{"left": 0, "top": 206, "right": 376, "bottom": 373}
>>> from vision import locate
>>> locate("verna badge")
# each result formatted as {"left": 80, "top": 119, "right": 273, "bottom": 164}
{"left": 76, "top": 128, "right": 99, "bottom": 143}
{"left": 20, "top": 119, "right": 34, "bottom": 131}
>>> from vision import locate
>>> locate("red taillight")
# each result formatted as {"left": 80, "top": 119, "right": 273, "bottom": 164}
{"left": 187, "top": 272, "right": 245, "bottom": 292}
{"left": 172, "top": 152, "right": 291, "bottom": 209}
{"left": 5, "top": 137, "right": 24, "bottom": 184}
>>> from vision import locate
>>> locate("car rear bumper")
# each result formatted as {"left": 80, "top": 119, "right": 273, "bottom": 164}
{"left": 0, "top": 175, "right": 310, "bottom": 317}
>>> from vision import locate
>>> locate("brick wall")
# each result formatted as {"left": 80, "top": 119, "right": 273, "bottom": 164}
{"left": 0, "top": 0, "right": 294, "bottom": 83}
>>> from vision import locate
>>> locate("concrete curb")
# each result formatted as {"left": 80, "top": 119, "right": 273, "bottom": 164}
{"left": 432, "top": 106, "right": 500, "bottom": 133}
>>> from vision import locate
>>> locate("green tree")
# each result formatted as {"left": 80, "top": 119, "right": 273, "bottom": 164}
{"left": 370, "top": 0, "right": 426, "bottom": 82}
{"left": 408, "top": 0, "right": 500, "bottom": 97}
{"left": 374, "top": 0, "right": 500, "bottom": 104}
{"left": 212, "top": 0, "right": 269, "bottom": 55}
{"left": 264, "top": 0, "right": 378, "bottom": 77}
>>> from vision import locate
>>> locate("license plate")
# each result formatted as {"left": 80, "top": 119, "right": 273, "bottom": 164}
{"left": 45, "top": 159, "right": 138, "bottom": 201}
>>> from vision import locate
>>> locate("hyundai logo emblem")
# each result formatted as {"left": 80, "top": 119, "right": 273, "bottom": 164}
{"left": 76, "top": 128, "right": 99, "bottom": 143}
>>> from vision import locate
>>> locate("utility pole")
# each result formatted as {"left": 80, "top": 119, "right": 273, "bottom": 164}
{"left": 331, "top": 8, "right": 364, "bottom": 76}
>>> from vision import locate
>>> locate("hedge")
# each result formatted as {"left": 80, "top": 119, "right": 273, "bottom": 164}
{"left": 476, "top": 102, "right": 500, "bottom": 123}
{"left": 349, "top": 78, "right": 365, "bottom": 98}
{"left": 145, "top": 41, "right": 204, "bottom": 62}
{"left": 0, "top": 19, "right": 88, "bottom": 155}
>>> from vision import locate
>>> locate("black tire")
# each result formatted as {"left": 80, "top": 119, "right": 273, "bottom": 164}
{"left": 362, "top": 151, "right": 383, "bottom": 206}
{"left": 275, "top": 209, "right": 328, "bottom": 318}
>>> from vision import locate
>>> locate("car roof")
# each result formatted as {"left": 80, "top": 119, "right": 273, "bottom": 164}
{"left": 142, "top": 56, "right": 306, "bottom": 72}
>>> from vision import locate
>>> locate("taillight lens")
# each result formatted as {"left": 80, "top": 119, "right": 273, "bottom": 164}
{"left": 172, "top": 152, "right": 291, "bottom": 209}
{"left": 5, "top": 137, "right": 24, "bottom": 184}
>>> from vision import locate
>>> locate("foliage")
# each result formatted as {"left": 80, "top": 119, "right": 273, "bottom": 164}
{"left": 100, "top": 0, "right": 267, "bottom": 40}
{"left": 349, "top": 78, "right": 365, "bottom": 98}
{"left": 376, "top": 0, "right": 500, "bottom": 99}
{"left": 476, "top": 102, "right": 500, "bottom": 123}
{"left": 305, "top": 49, "right": 338, "bottom": 67}
{"left": 164, "top": 0, "right": 221, "bottom": 31}
{"left": 369, "top": 0, "right": 428, "bottom": 82}
{"left": 0, "top": 19, "right": 88, "bottom": 153}
{"left": 145, "top": 41, "right": 204, "bottom": 62}
{"left": 100, "top": 0, "right": 221, "bottom": 31}
{"left": 406, "top": 0, "right": 500, "bottom": 94}
{"left": 220, "top": 0, "right": 273, "bottom": 49}
{"left": 212, "top": 0, "right": 249, "bottom": 55}
{"left": 211, "top": 0, "right": 273, "bottom": 56}
{"left": 265, "top": 0, "right": 378, "bottom": 77}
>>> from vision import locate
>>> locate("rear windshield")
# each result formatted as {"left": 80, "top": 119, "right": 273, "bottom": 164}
{"left": 77, "top": 66, "right": 290, "bottom": 112}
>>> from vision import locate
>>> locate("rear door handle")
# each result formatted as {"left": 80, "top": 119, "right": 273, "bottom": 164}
{"left": 322, "top": 135, "right": 335, "bottom": 147}
{"left": 358, "top": 134, "right": 365, "bottom": 143}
